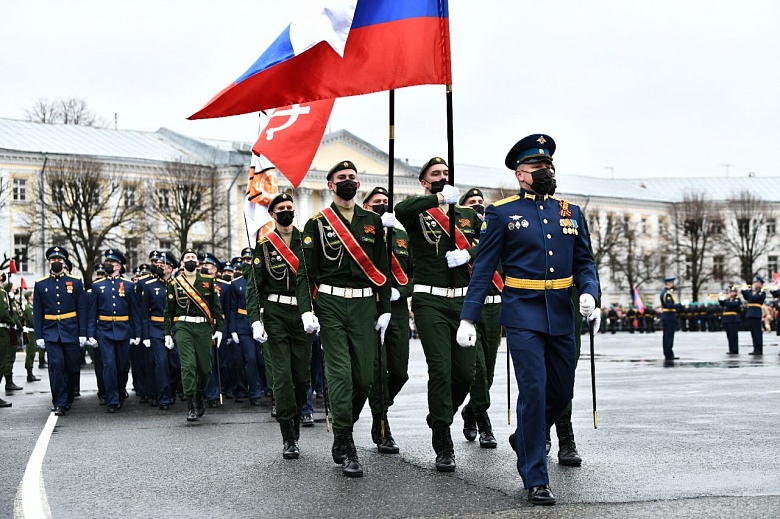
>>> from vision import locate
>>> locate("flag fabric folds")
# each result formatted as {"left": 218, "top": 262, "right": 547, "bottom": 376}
{"left": 252, "top": 98, "right": 335, "bottom": 188}
{"left": 244, "top": 155, "right": 280, "bottom": 243}
{"left": 632, "top": 287, "right": 645, "bottom": 314}
{"left": 189, "top": 0, "right": 451, "bottom": 119}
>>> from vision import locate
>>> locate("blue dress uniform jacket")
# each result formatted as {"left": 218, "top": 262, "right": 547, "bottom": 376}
{"left": 226, "top": 276, "right": 252, "bottom": 337}
{"left": 660, "top": 288, "right": 683, "bottom": 322}
{"left": 141, "top": 278, "right": 169, "bottom": 340}
{"left": 741, "top": 289, "right": 766, "bottom": 319}
{"left": 33, "top": 273, "right": 86, "bottom": 342}
{"left": 88, "top": 276, "right": 141, "bottom": 340}
{"left": 719, "top": 297, "right": 742, "bottom": 324}
{"left": 461, "top": 191, "right": 599, "bottom": 333}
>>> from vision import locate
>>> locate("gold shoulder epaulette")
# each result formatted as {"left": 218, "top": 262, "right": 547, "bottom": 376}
{"left": 201, "top": 274, "right": 214, "bottom": 279}
{"left": 312, "top": 212, "right": 324, "bottom": 220}
{"left": 37, "top": 275, "right": 49, "bottom": 283}
{"left": 66, "top": 274, "right": 83, "bottom": 281}
{"left": 121, "top": 276, "right": 134, "bottom": 282}
{"left": 492, "top": 195, "right": 520, "bottom": 207}
{"left": 144, "top": 278, "right": 158, "bottom": 285}
{"left": 258, "top": 237, "right": 269, "bottom": 245}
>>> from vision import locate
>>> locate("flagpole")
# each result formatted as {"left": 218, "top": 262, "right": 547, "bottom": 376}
{"left": 446, "top": 84, "right": 455, "bottom": 288}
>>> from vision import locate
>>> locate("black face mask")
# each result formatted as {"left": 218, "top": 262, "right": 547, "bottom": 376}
{"left": 370, "top": 204, "right": 388, "bottom": 216}
{"left": 184, "top": 260, "right": 198, "bottom": 273}
{"left": 275, "top": 210, "right": 295, "bottom": 227}
{"left": 51, "top": 261, "right": 63, "bottom": 274}
{"left": 530, "top": 168, "right": 557, "bottom": 196}
{"left": 104, "top": 264, "right": 116, "bottom": 276}
{"left": 222, "top": 274, "right": 232, "bottom": 281}
{"left": 428, "top": 179, "right": 448, "bottom": 194}
{"left": 471, "top": 204, "right": 485, "bottom": 216}
{"left": 334, "top": 180, "right": 358, "bottom": 201}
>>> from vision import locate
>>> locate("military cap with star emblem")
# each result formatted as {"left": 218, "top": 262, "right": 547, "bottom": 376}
{"left": 222, "top": 261, "right": 234, "bottom": 273}
{"left": 148, "top": 250, "right": 161, "bottom": 261}
{"left": 269, "top": 192, "right": 294, "bottom": 212}
{"left": 362, "top": 186, "right": 389, "bottom": 204}
{"left": 459, "top": 187, "right": 484, "bottom": 206}
{"left": 418, "top": 157, "right": 448, "bottom": 181}
{"left": 505, "top": 134, "right": 556, "bottom": 169}
{"left": 327, "top": 160, "right": 357, "bottom": 181}
{"left": 241, "top": 247, "right": 253, "bottom": 259}
{"left": 137, "top": 263, "right": 151, "bottom": 275}
{"left": 104, "top": 249, "right": 127, "bottom": 264}
{"left": 754, "top": 275, "right": 765, "bottom": 284}
{"left": 160, "top": 251, "right": 178, "bottom": 266}
{"left": 201, "top": 252, "right": 222, "bottom": 270}
{"left": 94, "top": 262, "right": 106, "bottom": 274}
{"left": 45, "top": 246, "right": 69, "bottom": 260}
{"left": 180, "top": 247, "right": 198, "bottom": 261}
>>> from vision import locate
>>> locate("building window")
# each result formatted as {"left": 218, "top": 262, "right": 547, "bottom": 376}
{"left": 768, "top": 256, "right": 778, "bottom": 276}
{"left": 712, "top": 255, "right": 725, "bottom": 280}
{"left": 124, "top": 239, "right": 139, "bottom": 269}
{"left": 159, "top": 240, "right": 173, "bottom": 251}
{"left": 52, "top": 180, "right": 66, "bottom": 205}
{"left": 711, "top": 219, "right": 723, "bottom": 235}
{"left": 158, "top": 189, "right": 170, "bottom": 209}
{"left": 14, "top": 235, "right": 30, "bottom": 271}
{"left": 12, "top": 178, "right": 27, "bottom": 201}
{"left": 658, "top": 218, "right": 667, "bottom": 235}
{"left": 767, "top": 220, "right": 776, "bottom": 235}
{"left": 124, "top": 185, "right": 137, "bottom": 208}
{"left": 640, "top": 218, "right": 648, "bottom": 235}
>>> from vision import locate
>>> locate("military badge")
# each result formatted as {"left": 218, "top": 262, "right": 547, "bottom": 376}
{"left": 521, "top": 220, "right": 529, "bottom": 228}
{"left": 65, "top": 281, "right": 73, "bottom": 294}
{"left": 397, "top": 239, "right": 408, "bottom": 249}
{"left": 118, "top": 283, "right": 125, "bottom": 297}
{"left": 459, "top": 218, "right": 471, "bottom": 228}
{"left": 253, "top": 257, "right": 260, "bottom": 264}
{"left": 508, "top": 223, "right": 515, "bottom": 230}
{"left": 510, "top": 215, "right": 522, "bottom": 221}
{"left": 364, "top": 224, "right": 376, "bottom": 235}
{"left": 303, "top": 235, "right": 314, "bottom": 248}
{"left": 168, "top": 294, "right": 173, "bottom": 299}
{"left": 480, "top": 221, "right": 487, "bottom": 233}
{"left": 559, "top": 200, "right": 571, "bottom": 217}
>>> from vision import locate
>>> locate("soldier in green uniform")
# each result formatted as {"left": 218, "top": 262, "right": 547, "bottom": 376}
{"left": 246, "top": 193, "right": 312, "bottom": 460}
{"left": 164, "top": 248, "right": 223, "bottom": 422}
{"left": 395, "top": 157, "right": 482, "bottom": 472}
{"left": 458, "top": 188, "right": 500, "bottom": 449}
{"left": 362, "top": 186, "right": 413, "bottom": 454}
{"left": 297, "top": 161, "right": 392, "bottom": 478}
{"left": 22, "top": 291, "right": 41, "bottom": 383}
{"left": 1, "top": 282, "right": 24, "bottom": 393}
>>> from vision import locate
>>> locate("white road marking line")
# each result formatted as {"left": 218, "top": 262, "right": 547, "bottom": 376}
{"left": 14, "top": 413, "right": 57, "bottom": 519}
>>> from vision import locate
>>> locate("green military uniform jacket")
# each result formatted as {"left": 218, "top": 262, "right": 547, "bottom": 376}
{"left": 395, "top": 195, "right": 481, "bottom": 288}
{"left": 387, "top": 227, "right": 413, "bottom": 298}
{"left": 0, "top": 288, "right": 22, "bottom": 328}
{"left": 164, "top": 272, "right": 224, "bottom": 335}
{"left": 297, "top": 202, "right": 391, "bottom": 315}
{"left": 246, "top": 227, "right": 304, "bottom": 324}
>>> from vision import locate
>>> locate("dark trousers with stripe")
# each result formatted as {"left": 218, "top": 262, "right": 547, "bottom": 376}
{"left": 724, "top": 322, "right": 739, "bottom": 353}
{"left": 46, "top": 340, "right": 81, "bottom": 408}
{"left": 152, "top": 337, "right": 174, "bottom": 405}
{"left": 99, "top": 338, "right": 130, "bottom": 406}
{"left": 662, "top": 320, "right": 676, "bottom": 359}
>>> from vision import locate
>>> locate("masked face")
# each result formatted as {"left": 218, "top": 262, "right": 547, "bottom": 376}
{"left": 184, "top": 260, "right": 198, "bottom": 273}
{"left": 275, "top": 210, "right": 295, "bottom": 227}
{"left": 471, "top": 204, "right": 485, "bottom": 216}
{"left": 334, "top": 180, "right": 358, "bottom": 201}
{"left": 104, "top": 263, "right": 116, "bottom": 276}
{"left": 369, "top": 203, "right": 388, "bottom": 216}
{"left": 530, "top": 168, "right": 557, "bottom": 196}
{"left": 428, "top": 179, "right": 448, "bottom": 194}
{"left": 50, "top": 261, "right": 64, "bottom": 274}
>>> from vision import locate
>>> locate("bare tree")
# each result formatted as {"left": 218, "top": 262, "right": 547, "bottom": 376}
{"left": 31, "top": 157, "right": 143, "bottom": 287}
{"left": 673, "top": 191, "right": 715, "bottom": 301}
{"left": 24, "top": 97, "right": 106, "bottom": 127}
{"left": 584, "top": 208, "right": 621, "bottom": 272}
{"left": 721, "top": 190, "right": 775, "bottom": 282}
{"left": 150, "top": 160, "right": 222, "bottom": 256}
{"left": 0, "top": 177, "right": 13, "bottom": 270}
{"left": 610, "top": 215, "right": 661, "bottom": 300}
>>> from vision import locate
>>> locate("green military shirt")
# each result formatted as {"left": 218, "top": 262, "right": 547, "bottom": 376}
{"left": 0, "top": 288, "right": 22, "bottom": 328}
{"left": 297, "top": 202, "right": 391, "bottom": 315}
{"left": 24, "top": 302, "right": 34, "bottom": 328}
{"left": 164, "top": 272, "right": 223, "bottom": 335}
{"left": 395, "top": 195, "right": 481, "bottom": 288}
{"left": 387, "top": 227, "right": 414, "bottom": 299}
{"left": 246, "top": 227, "right": 304, "bottom": 324}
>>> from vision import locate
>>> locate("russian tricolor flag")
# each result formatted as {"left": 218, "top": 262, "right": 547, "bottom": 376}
{"left": 190, "top": 0, "right": 451, "bottom": 119}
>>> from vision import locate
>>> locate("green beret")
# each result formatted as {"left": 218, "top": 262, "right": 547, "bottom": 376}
{"left": 418, "top": 157, "right": 448, "bottom": 181}
{"left": 459, "top": 188, "right": 484, "bottom": 206}
{"left": 24, "top": 290, "right": 32, "bottom": 299}
{"left": 362, "top": 186, "right": 389, "bottom": 205}
{"left": 180, "top": 247, "right": 197, "bottom": 261}
{"left": 327, "top": 160, "right": 357, "bottom": 181}
{"left": 269, "top": 192, "right": 294, "bottom": 212}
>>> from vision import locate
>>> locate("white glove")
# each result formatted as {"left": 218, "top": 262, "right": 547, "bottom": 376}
{"left": 143, "top": 339, "right": 151, "bottom": 348}
{"left": 456, "top": 320, "right": 477, "bottom": 347}
{"left": 36, "top": 338, "right": 46, "bottom": 349}
{"left": 130, "top": 337, "right": 141, "bottom": 346}
{"left": 164, "top": 335, "right": 174, "bottom": 350}
{"left": 390, "top": 288, "right": 401, "bottom": 302}
{"left": 445, "top": 249, "right": 471, "bottom": 268}
{"left": 87, "top": 337, "right": 98, "bottom": 346}
{"left": 251, "top": 321, "right": 268, "bottom": 344}
{"left": 381, "top": 212, "right": 397, "bottom": 228}
{"left": 301, "top": 312, "right": 320, "bottom": 335}
{"left": 579, "top": 293, "right": 596, "bottom": 317}
{"left": 588, "top": 307, "right": 602, "bottom": 334}
{"left": 213, "top": 331, "right": 223, "bottom": 346}
{"left": 440, "top": 184, "right": 460, "bottom": 204}
{"left": 79, "top": 336, "right": 87, "bottom": 347}
{"left": 375, "top": 313, "right": 391, "bottom": 343}
{"left": 23, "top": 326, "right": 32, "bottom": 333}
{"left": 231, "top": 332, "right": 239, "bottom": 344}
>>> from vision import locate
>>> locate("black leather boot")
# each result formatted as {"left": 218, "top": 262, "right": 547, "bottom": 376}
{"left": 332, "top": 430, "right": 345, "bottom": 464}
{"left": 461, "top": 404, "right": 477, "bottom": 441}
{"left": 27, "top": 368, "right": 41, "bottom": 382}
{"left": 281, "top": 420, "right": 300, "bottom": 459}
{"left": 528, "top": 484, "right": 556, "bottom": 505}
{"left": 4, "top": 375, "right": 23, "bottom": 391}
{"left": 555, "top": 420, "right": 582, "bottom": 466}
{"left": 372, "top": 414, "right": 399, "bottom": 454}
{"left": 195, "top": 391, "right": 205, "bottom": 417}
{"left": 186, "top": 395, "right": 198, "bottom": 422}
{"left": 340, "top": 431, "right": 364, "bottom": 477}
{"left": 476, "top": 411, "right": 497, "bottom": 448}
{"left": 432, "top": 427, "right": 456, "bottom": 472}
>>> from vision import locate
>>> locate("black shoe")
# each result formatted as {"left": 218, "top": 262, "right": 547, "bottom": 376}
{"left": 301, "top": 413, "right": 315, "bottom": 427}
{"left": 340, "top": 432, "right": 364, "bottom": 477}
{"left": 332, "top": 434, "right": 345, "bottom": 464}
{"left": 555, "top": 420, "right": 583, "bottom": 466}
{"left": 159, "top": 404, "right": 170, "bottom": 411}
{"left": 39, "top": 362, "right": 47, "bottom": 369}
{"left": 27, "top": 370, "right": 41, "bottom": 382}
{"left": 461, "top": 405, "right": 477, "bottom": 442}
{"left": 186, "top": 396, "right": 198, "bottom": 422}
{"left": 5, "top": 382, "right": 23, "bottom": 391}
{"left": 208, "top": 400, "right": 218, "bottom": 408}
{"left": 0, "top": 397, "right": 11, "bottom": 408}
{"left": 271, "top": 405, "right": 277, "bottom": 418}
{"left": 195, "top": 392, "right": 205, "bottom": 417}
{"left": 54, "top": 407, "right": 66, "bottom": 416}
{"left": 107, "top": 405, "right": 118, "bottom": 413}
{"left": 74, "top": 391, "right": 80, "bottom": 397}
{"left": 139, "top": 396, "right": 149, "bottom": 404}
{"left": 432, "top": 428, "right": 456, "bottom": 472}
{"left": 98, "top": 395, "right": 107, "bottom": 405}
{"left": 234, "top": 395, "right": 245, "bottom": 403}
{"left": 372, "top": 415, "right": 400, "bottom": 454}
{"left": 748, "top": 351, "right": 763, "bottom": 356}
{"left": 528, "top": 485, "right": 556, "bottom": 506}
{"left": 476, "top": 412, "right": 497, "bottom": 449}
{"left": 726, "top": 351, "right": 739, "bottom": 355}
{"left": 281, "top": 421, "right": 300, "bottom": 460}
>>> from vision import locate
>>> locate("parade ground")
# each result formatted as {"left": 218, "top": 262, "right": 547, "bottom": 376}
{"left": 3, "top": 330, "right": 779, "bottom": 518}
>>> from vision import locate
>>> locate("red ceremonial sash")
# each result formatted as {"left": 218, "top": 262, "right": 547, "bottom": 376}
{"left": 391, "top": 253, "right": 408, "bottom": 286}
{"left": 265, "top": 231, "right": 299, "bottom": 274}
{"left": 175, "top": 275, "right": 214, "bottom": 324}
{"left": 427, "top": 207, "right": 505, "bottom": 292}
{"left": 320, "top": 207, "right": 387, "bottom": 286}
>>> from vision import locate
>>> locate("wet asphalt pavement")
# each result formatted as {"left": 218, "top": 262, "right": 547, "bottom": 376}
{"left": 2, "top": 329, "right": 779, "bottom": 518}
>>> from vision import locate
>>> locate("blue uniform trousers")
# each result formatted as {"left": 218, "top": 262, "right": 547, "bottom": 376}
{"left": 136, "top": 342, "right": 156, "bottom": 399}
{"left": 724, "top": 322, "right": 739, "bottom": 353}
{"left": 91, "top": 345, "right": 106, "bottom": 399}
{"left": 151, "top": 337, "right": 174, "bottom": 405}
{"left": 662, "top": 321, "right": 676, "bottom": 359}
{"left": 47, "top": 340, "right": 81, "bottom": 408}
{"left": 747, "top": 318, "right": 763, "bottom": 353}
{"left": 238, "top": 334, "right": 263, "bottom": 400}
{"left": 100, "top": 338, "right": 130, "bottom": 406}
{"left": 506, "top": 327, "right": 576, "bottom": 489}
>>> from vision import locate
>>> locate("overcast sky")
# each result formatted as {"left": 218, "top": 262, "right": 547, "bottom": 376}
{"left": 1, "top": 0, "right": 778, "bottom": 180}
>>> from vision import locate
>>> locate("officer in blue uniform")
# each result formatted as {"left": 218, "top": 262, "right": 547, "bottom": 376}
{"left": 660, "top": 277, "right": 683, "bottom": 360}
{"left": 33, "top": 246, "right": 87, "bottom": 416}
{"left": 87, "top": 249, "right": 141, "bottom": 413}
{"left": 457, "top": 134, "right": 600, "bottom": 506}
{"left": 742, "top": 276, "right": 766, "bottom": 355}
{"left": 141, "top": 252, "right": 177, "bottom": 410}
{"left": 132, "top": 257, "right": 156, "bottom": 404}
{"left": 719, "top": 285, "right": 741, "bottom": 354}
